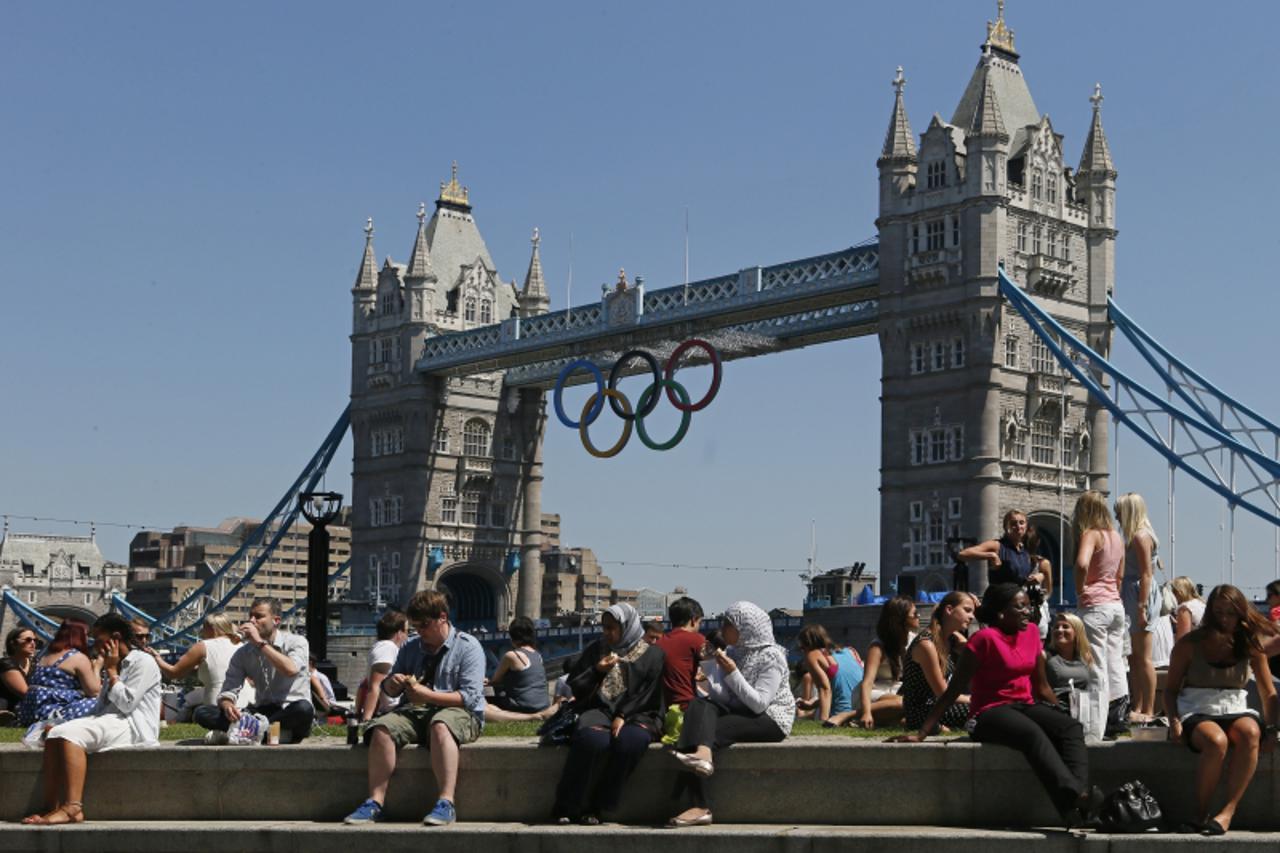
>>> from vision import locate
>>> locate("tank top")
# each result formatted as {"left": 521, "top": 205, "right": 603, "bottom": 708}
{"left": 1183, "top": 630, "right": 1250, "bottom": 691}
{"left": 500, "top": 647, "right": 549, "bottom": 712}
{"left": 828, "top": 648, "right": 864, "bottom": 715}
{"left": 991, "top": 538, "right": 1034, "bottom": 586}
{"left": 1080, "top": 529, "right": 1123, "bottom": 606}
{"left": 198, "top": 636, "right": 237, "bottom": 706}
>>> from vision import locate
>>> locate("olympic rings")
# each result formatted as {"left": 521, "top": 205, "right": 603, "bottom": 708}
{"left": 552, "top": 339, "right": 721, "bottom": 454}
{"left": 578, "top": 389, "right": 632, "bottom": 458}
{"left": 635, "top": 379, "right": 692, "bottom": 451}
{"left": 664, "top": 338, "right": 721, "bottom": 412}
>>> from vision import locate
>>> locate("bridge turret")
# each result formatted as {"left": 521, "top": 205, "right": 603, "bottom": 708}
{"left": 877, "top": 66, "right": 917, "bottom": 205}
{"left": 351, "top": 218, "right": 377, "bottom": 333}
{"left": 519, "top": 227, "right": 550, "bottom": 317}
{"left": 964, "top": 52, "right": 1010, "bottom": 198}
{"left": 404, "top": 202, "right": 438, "bottom": 325}
{"left": 1077, "top": 84, "right": 1117, "bottom": 303}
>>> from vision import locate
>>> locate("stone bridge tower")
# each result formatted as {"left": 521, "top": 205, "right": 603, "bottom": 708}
{"left": 876, "top": 8, "right": 1115, "bottom": 597}
{"left": 346, "top": 166, "right": 549, "bottom": 629}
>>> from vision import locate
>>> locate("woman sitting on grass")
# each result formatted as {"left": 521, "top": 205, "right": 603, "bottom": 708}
{"left": 22, "top": 613, "right": 161, "bottom": 826}
{"left": 855, "top": 595, "right": 916, "bottom": 729}
{"left": 796, "top": 625, "right": 900, "bottom": 727}
{"left": 485, "top": 617, "right": 558, "bottom": 723}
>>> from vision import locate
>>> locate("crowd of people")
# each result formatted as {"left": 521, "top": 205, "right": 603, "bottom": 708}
{"left": 4, "top": 493, "right": 1279, "bottom": 834}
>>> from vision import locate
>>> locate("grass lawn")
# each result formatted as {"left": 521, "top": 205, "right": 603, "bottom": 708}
{"left": 0, "top": 719, "right": 923, "bottom": 744}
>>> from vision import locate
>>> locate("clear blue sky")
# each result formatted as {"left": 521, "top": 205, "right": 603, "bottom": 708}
{"left": 3, "top": 2, "right": 1278, "bottom": 614}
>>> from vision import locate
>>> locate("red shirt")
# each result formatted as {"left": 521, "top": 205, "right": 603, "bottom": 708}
{"left": 966, "top": 624, "right": 1042, "bottom": 719}
{"left": 656, "top": 629, "right": 705, "bottom": 710}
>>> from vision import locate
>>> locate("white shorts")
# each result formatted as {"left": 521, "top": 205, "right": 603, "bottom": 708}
{"left": 47, "top": 715, "right": 136, "bottom": 753}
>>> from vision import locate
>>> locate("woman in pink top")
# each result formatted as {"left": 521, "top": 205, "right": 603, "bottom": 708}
{"left": 1073, "top": 491, "right": 1128, "bottom": 734}
{"left": 894, "top": 584, "right": 1099, "bottom": 828}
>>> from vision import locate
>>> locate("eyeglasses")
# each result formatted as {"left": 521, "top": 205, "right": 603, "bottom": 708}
{"left": 18, "top": 637, "right": 38, "bottom": 644}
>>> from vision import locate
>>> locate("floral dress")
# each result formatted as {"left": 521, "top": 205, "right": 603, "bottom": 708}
{"left": 17, "top": 650, "right": 98, "bottom": 726}
{"left": 900, "top": 633, "right": 969, "bottom": 731}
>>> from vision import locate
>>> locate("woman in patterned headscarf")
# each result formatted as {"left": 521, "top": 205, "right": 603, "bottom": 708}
{"left": 667, "top": 601, "right": 795, "bottom": 827}
{"left": 552, "top": 603, "right": 666, "bottom": 825}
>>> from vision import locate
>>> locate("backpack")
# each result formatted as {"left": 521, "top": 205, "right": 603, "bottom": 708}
{"left": 1097, "top": 780, "right": 1163, "bottom": 833}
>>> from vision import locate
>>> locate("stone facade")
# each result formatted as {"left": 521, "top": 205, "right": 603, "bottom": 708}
{"left": 0, "top": 531, "right": 128, "bottom": 635}
{"left": 876, "top": 11, "right": 1114, "bottom": 597}
{"left": 346, "top": 166, "right": 551, "bottom": 629}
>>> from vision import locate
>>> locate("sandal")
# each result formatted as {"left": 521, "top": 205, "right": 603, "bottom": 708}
{"left": 22, "top": 802, "right": 84, "bottom": 826}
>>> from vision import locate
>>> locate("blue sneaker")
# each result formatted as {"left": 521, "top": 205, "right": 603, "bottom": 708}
{"left": 343, "top": 798, "right": 384, "bottom": 825}
{"left": 423, "top": 798, "right": 456, "bottom": 826}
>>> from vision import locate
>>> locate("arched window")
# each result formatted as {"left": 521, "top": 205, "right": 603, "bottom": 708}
{"left": 463, "top": 418, "right": 491, "bottom": 457}
{"left": 480, "top": 300, "right": 492, "bottom": 324}
{"left": 464, "top": 297, "right": 476, "bottom": 323}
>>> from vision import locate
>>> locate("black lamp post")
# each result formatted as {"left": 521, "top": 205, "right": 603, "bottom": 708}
{"left": 300, "top": 491, "right": 343, "bottom": 693}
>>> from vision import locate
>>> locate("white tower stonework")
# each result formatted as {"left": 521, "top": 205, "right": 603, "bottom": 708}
{"left": 876, "top": 9, "right": 1115, "bottom": 596}
{"left": 347, "top": 165, "right": 549, "bottom": 627}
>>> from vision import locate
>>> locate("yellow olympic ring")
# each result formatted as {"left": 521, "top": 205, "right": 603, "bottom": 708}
{"left": 578, "top": 389, "right": 633, "bottom": 458}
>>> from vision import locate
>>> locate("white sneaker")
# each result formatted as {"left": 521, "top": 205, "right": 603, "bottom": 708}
{"left": 204, "top": 730, "right": 230, "bottom": 745}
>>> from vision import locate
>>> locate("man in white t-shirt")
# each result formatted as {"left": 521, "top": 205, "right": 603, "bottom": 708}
{"left": 360, "top": 609, "right": 408, "bottom": 722}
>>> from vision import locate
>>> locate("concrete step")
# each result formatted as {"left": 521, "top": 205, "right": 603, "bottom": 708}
{"left": 2, "top": 821, "right": 1279, "bottom": 853}
{"left": 3, "top": 737, "right": 1278, "bottom": 829}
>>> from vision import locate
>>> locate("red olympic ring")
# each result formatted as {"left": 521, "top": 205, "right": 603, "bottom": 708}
{"left": 663, "top": 338, "right": 722, "bottom": 412}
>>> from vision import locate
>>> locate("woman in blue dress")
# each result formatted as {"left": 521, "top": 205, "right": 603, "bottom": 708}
{"left": 17, "top": 620, "right": 100, "bottom": 727}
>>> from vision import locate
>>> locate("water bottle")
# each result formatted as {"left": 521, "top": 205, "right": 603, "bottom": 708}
{"left": 347, "top": 716, "right": 360, "bottom": 745}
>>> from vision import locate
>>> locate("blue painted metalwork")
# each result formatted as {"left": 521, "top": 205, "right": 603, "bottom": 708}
{"left": 0, "top": 587, "right": 61, "bottom": 641}
{"left": 1000, "top": 270, "right": 1280, "bottom": 525}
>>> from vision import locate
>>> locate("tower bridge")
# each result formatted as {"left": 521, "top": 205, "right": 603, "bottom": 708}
{"left": 343, "top": 6, "right": 1116, "bottom": 628}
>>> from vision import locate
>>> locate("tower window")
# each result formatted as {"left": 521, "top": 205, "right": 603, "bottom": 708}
{"left": 931, "top": 341, "right": 947, "bottom": 371}
{"left": 464, "top": 297, "right": 476, "bottom": 323}
{"left": 1047, "top": 175, "right": 1058, "bottom": 204}
{"left": 1031, "top": 338, "right": 1057, "bottom": 374}
{"left": 1032, "top": 417, "right": 1058, "bottom": 466}
{"left": 1017, "top": 221, "right": 1028, "bottom": 253}
{"left": 911, "top": 224, "right": 920, "bottom": 254}
{"left": 480, "top": 300, "right": 493, "bottom": 324}
{"left": 1005, "top": 335, "right": 1020, "bottom": 369}
{"left": 926, "top": 219, "right": 945, "bottom": 251}
{"left": 911, "top": 342, "right": 927, "bottom": 375}
{"left": 926, "top": 160, "right": 947, "bottom": 189}
{"left": 441, "top": 496, "right": 457, "bottom": 524}
{"left": 463, "top": 419, "right": 491, "bottom": 457}
{"left": 1032, "top": 170, "right": 1043, "bottom": 200}
{"left": 951, "top": 216, "right": 960, "bottom": 247}
{"left": 1047, "top": 230, "right": 1058, "bottom": 257}
{"left": 951, "top": 337, "right": 965, "bottom": 368}
{"left": 1033, "top": 226, "right": 1043, "bottom": 255}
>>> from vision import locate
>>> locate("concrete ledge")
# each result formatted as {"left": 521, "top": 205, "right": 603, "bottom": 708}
{"left": 1, "top": 822, "right": 1280, "bottom": 853}
{"left": 1, "top": 738, "right": 1277, "bottom": 829}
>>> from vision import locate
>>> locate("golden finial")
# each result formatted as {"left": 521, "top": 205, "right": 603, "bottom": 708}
{"left": 984, "top": 0, "right": 1016, "bottom": 55}
{"left": 437, "top": 160, "right": 471, "bottom": 208}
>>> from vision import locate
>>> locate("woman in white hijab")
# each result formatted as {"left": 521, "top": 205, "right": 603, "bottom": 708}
{"left": 552, "top": 603, "right": 666, "bottom": 825}
{"left": 668, "top": 601, "right": 795, "bottom": 827}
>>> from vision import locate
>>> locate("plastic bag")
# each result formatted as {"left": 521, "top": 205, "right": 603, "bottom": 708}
{"left": 227, "top": 713, "right": 269, "bottom": 745}
{"left": 660, "top": 703, "right": 684, "bottom": 746}
{"left": 1070, "top": 678, "right": 1106, "bottom": 744}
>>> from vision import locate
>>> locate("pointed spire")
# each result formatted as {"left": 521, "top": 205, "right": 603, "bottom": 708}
{"left": 405, "top": 202, "right": 436, "bottom": 282}
{"left": 1078, "top": 83, "right": 1115, "bottom": 174}
{"left": 353, "top": 218, "right": 377, "bottom": 291}
{"left": 879, "top": 67, "right": 917, "bottom": 163}
{"left": 969, "top": 52, "right": 1008, "bottom": 139}
{"left": 521, "top": 227, "right": 548, "bottom": 303}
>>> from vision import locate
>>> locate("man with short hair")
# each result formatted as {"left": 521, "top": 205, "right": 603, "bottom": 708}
{"left": 194, "top": 597, "right": 314, "bottom": 743}
{"left": 656, "top": 596, "right": 705, "bottom": 711}
{"left": 344, "top": 590, "right": 485, "bottom": 827}
{"left": 359, "top": 608, "right": 408, "bottom": 722}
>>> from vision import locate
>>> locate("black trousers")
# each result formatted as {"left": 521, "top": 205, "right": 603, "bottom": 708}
{"left": 673, "top": 697, "right": 785, "bottom": 810}
{"left": 193, "top": 700, "right": 315, "bottom": 743}
{"left": 553, "top": 709, "right": 657, "bottom": 817}
{"left": 971, "top": 702, "right": 1088, "bottom": 813}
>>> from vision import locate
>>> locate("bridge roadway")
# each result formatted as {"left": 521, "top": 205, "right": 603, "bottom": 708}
{"left": 415, "top": 243, "right": 881, "bottom": 387}
{"left": 3, "top": 736, "right": 1279, "bottom": 851}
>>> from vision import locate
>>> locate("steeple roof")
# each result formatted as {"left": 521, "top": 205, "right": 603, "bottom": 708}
{"left": 968, "top": 55, "right": 1008, "bottom": 140}
{"left": 405, "top": 202, "right": 436, "bottom": 282}
{"left": 353, "top": 218, "right": 377, "bottom": 292}
{"left": 879, "top": 67, "right": 917, "bottom": 162}
{"left": 952, "top": 6, "right": 1039, "bottom": 152}
{"left": 522, "top": 227, "right": 548, "bottom": 303}
{"left": 1078, "top": 84, "right": 1116, "bottom": 174}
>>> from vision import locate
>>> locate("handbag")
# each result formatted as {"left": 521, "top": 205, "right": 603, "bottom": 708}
{"left": 1098, "top": 780, "right": 1163, "bottom": 833}
{"left": 536, "top": 702, "right": 579, "bottom": 746}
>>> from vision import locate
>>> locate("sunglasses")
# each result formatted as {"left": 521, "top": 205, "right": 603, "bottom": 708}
{"left": 18, "top": 637, "right": 38, "bottom": 644}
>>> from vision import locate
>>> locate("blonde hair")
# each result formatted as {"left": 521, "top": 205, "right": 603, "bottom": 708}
{"left": 1171, "top": 576, "right": 1200, "bottom": 605}
{"left": 203, "top": 612, "right": 240, "bottom": 641}
{"left": 1072, "top": 491, "right": 1112, "bottom": 538}
{"left": 1114, "top": 492, "right": 1160, "bottom": 550}
{"left": 1051, "top": 613, "right": 1094, "bottom": 667}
